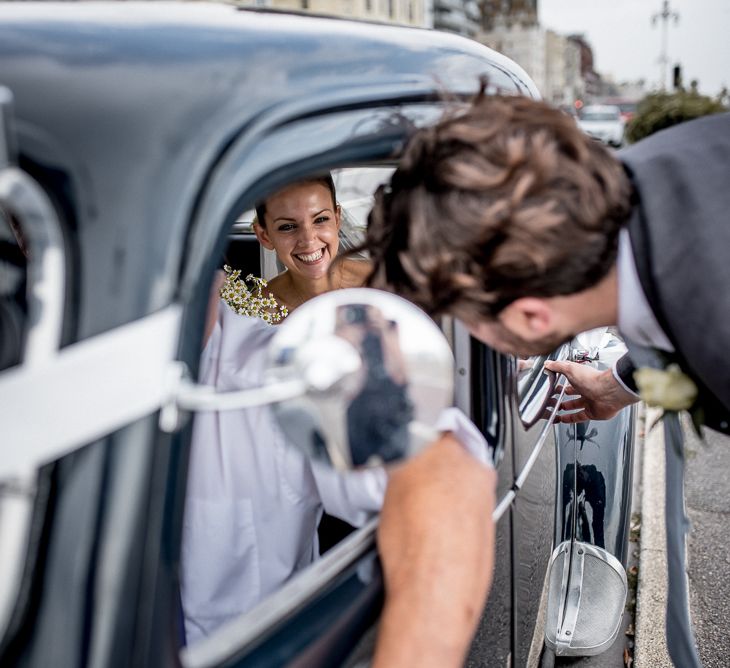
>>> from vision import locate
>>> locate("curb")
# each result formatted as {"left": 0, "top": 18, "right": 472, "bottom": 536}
{"left": 634, "top": 407, "right": 671, "bottom": 667}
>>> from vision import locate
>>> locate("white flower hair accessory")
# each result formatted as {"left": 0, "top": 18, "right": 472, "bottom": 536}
{"left": 219, "top": 265, "right": 288, "bottom": 325}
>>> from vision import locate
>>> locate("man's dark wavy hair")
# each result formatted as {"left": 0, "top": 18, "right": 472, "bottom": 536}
{"left": 364, "top": 91, "right": 633, "bottom": 321}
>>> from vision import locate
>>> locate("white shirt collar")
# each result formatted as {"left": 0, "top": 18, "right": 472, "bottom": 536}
{"left": 617, "top": 228, "right": 674, "bottom": 352}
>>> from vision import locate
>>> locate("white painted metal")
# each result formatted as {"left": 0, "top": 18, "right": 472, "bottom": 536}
{"left": 0, "top": 305, "right": 183, "bottom": 478}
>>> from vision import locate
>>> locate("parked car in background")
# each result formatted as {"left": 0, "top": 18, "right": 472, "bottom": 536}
{"left": 599, "top": 97, "right": 639, "bottom": 122}
{"left": 0, "top": 4, "right": 636, "bottom": 667}
{"left": 578, "top": 104, "right": 626, "bottom": 147}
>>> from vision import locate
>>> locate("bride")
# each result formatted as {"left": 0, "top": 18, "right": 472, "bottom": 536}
{"left": 216, "top": 174, "right": 370, "bottom": 326}
{"left": 182, "top": 176, "right": 384, "bottom": 646}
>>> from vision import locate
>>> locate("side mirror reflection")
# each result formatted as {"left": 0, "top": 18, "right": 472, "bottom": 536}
{"left": 266, "top": 288, "right": 454, "bottom": 470}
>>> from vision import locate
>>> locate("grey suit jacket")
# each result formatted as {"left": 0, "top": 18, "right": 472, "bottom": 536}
{"left": 616, "top": 112, "right": 730, "bottom": 434}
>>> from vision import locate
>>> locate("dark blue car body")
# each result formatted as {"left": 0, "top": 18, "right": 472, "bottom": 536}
{"left": 0, "top": 5, "right": 634, "bottom": 667}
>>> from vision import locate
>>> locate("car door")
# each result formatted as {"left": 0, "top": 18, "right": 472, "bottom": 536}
{"left": 0, "top": 80, "right": 190, "bottom": 667}
{"left": 545, "top": 329, "right": 636, "bottom": 658}
{"left": 510, "top": 348, "right": 569, "bottom": 668}
{"left": 0, "top": 97, "right": 560, "bottom": 668}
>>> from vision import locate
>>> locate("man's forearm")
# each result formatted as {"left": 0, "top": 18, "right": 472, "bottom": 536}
{"left": 372, "top": 435, "right": 496, "bottom": 668}
{"left": 372, "top": 543, "right": 493, "bottom": 668}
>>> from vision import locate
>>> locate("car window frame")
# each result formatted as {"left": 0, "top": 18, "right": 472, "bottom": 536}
{"left": 173, "top": 102, "right": 473, "bottom": 663}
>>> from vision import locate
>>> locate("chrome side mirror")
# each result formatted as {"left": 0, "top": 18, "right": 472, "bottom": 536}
{"left": 266, "top": 288, "right": 454, "bottom": 470}
{"left": 169, "top": 288, "right": 454, "bottom": 470}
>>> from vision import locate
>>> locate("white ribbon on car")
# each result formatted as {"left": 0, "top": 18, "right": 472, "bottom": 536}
{"left": 0, "top": 304, "right": 183, "bottom": 479}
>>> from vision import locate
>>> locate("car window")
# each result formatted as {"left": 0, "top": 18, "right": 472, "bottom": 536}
{"left": 181, "top": 165, "right": 400, "bottom": 649}
{"left": 175, "top": 98, "right": 510, "bottom": 659}
{"left": 226, "top": 167, "right": 394, "bottom": 280}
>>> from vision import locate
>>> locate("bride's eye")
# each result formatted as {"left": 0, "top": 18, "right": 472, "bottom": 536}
{"left": 314, "top": 216, "right": 330, "bottom": 224}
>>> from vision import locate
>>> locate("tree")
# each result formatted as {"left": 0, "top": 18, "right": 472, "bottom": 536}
{"left": 624, "top": 90, "right": 726, "bottom": 144}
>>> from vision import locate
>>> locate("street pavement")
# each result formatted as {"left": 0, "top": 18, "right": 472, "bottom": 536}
{"left": 635, "top": 412, "right": 730, "bottom": 667}
{"left": 683, "top": 420, "right": 730, "bottom": 667}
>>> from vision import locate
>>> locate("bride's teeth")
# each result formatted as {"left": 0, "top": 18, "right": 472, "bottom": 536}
{"left": 298, "top": 249, "right": 323, "bottom": 263}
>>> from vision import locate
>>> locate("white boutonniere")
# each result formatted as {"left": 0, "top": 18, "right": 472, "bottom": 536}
{"left": 633, "top": 364, "right": 697, "bottom": 411}
{"left": 633, "top": 364, "right": 704, "bottom": 435}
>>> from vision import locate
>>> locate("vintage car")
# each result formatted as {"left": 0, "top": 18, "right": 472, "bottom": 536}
{"left": 0, "top": 4, "right": 635, "bottom": 667}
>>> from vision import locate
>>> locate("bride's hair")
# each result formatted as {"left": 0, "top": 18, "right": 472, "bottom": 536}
{"left": 255, "top": 174, "right": 336, "bottom": 228}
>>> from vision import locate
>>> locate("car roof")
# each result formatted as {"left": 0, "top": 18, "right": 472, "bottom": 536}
{"left": 0, "top": 2, "right": 536, "bottom": 114}
{"left": 0, "top": 2, "right": 538, "bottom": 336}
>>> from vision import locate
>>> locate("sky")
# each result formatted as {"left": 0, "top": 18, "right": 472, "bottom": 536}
{"left": 539, "top": 0, "right": 729, "bottom": 96}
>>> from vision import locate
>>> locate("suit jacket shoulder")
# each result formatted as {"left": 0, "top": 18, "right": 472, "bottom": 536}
{"left": 618, "top": 114, "right": 730, "bottom": 431}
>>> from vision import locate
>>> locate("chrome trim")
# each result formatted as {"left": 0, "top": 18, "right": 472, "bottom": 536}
{"left": 181, "top": 518, "right": 379, "bottom": 668}
{"left": 573, "top": 327, "right": 627, "bottom": 371}
{"left": 0, "top": 97, "right": 69, "bottom": 639}
{"left": 556, "top": 543, "right": 585, "bottom": 653}
{"left": 231, "top": 220, "right": 254, "bottom": 234}
{"left": 0, "top": 87, "right": 13, "bottom": 168}
{"left": 0, "top": 167, "right": 65, "bottom": 366}
{"left": 0, "top": 481, "right": 35, "bottom": 639}
{"left": 452, "top": 319, "right": 472, "bottom": 417}
{"left": 493, "top": 382, "right": 566, "bottom": 522}
{"left": 176, "top": 372, "right": 306, "bottom": 412}
{"left": 545, "top": 541, "right": 628, "bottom": 657}
{"left": 555, "top": 542, "right": 571, "bottom": 643}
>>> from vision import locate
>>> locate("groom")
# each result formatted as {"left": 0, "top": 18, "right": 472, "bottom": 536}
{"left": 365, "top": 95, "right": 730, "bottom": 434}
{"left": 368, "top": 94, "right": 730, "bottom": 667}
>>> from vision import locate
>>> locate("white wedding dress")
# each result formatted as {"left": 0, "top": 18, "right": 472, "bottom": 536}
{"left": 180, "top": 300, "right": 387, "bottom": 645}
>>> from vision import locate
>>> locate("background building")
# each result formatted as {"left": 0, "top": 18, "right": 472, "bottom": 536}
{"left": 544, "top": 30, "right": 584, "bottom": 105}
{"left": 432, "top": 0, "right": 479, "bottom": 37}
{"left": 481, "top": 0, "right": 537, "bottom": 31}
{"left": 479, "top": 16, "right": 597, "bottom": 106}
{"left": 245, "top": 0, "right": 430, "bottom": 27}
{"left": 243, "top": 0, "right": 636, "bottom": 108}
{"left": 567, "top": 33, "right": 601, "bottom": 99}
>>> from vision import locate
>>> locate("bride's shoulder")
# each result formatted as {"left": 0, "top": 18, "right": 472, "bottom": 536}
{"left": 219, "top": 265, "right": 289, "bottom": 325}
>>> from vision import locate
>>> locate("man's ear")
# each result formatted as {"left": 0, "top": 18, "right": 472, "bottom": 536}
{"left": 253, "top": 222, "right": 275, "bottom": 251}
{"left": 498, "top": 298, "right": 556, "bottom": 340}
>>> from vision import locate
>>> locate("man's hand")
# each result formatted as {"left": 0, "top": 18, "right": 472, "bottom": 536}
{"left": 544, "top": 360, "right": 639, "bottom": 424}
{"left": 373, "top": 435, "right": 497, "bottom": 668}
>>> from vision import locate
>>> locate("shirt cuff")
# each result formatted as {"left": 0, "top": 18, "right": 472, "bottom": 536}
{"left": 612, "top": 354, "right": 641, "bottom": 399}
{"left": 435, "top": 407, "right": 493, "bottom": 467}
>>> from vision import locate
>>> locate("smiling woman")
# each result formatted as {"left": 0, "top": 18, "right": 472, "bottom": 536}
{"left": 250, "top": 175, "right": 372, "bottom": 316}
{"left": 181, "top": 174, "right": 385, "bottom": 645}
